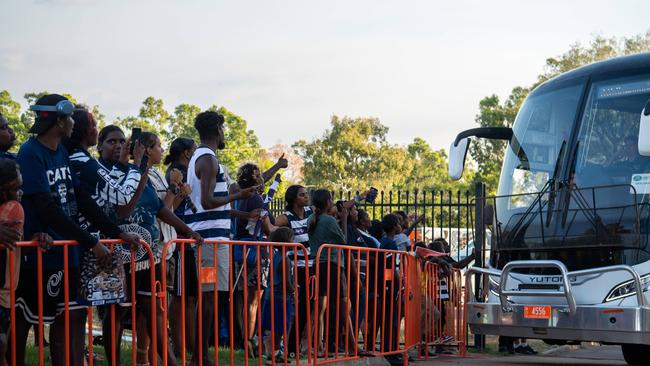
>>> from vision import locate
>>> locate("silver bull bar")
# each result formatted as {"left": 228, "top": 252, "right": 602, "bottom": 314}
{"left": 465, "top": 261, "right": 650, "bottom": 344}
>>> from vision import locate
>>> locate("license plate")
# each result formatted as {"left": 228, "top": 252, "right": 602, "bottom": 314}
{"left": 524, "top": 305, "right": 551, "bottom": 319}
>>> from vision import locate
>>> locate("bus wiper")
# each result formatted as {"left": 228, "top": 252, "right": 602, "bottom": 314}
{"left": 507, "top": 141, "right": 566, "bottom": 243}
{"left": 545, "top": 140, "right": 567, "bottom": 225}
{"left": 559, "top": 141, "right": 613, "bottom": 240}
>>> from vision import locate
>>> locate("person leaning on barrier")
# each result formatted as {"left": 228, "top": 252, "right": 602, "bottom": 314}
{"left": 275, "top": 184, "right": 313, "bottom": 359}
{"left": 307, "top": 189, "right": 354, "bottom": 354}
{"left": 427, "top": 238, "right": 475, "bottom": 355}
{"left": 13, "top": 94, "right": 141, "bottom": 366}
{"left": 113, "top": 131, "right": 202, "bottom": 366}
{"left": 261, "top": 227, "right": 296, "bottom": 362}
{"left": 0, "top": 158, "right": 53, "bottom": 366}
{"left": 428, "top": 237, "right": 475, "bottom": 270}
{"left": 0, "top": 114, "right": 22, "bottom": 254}
{"left": 164, "top": 136, "right": 200, "bottom": 357}
{"left": 377, "top": 214, "right": 404, "bottom": 365}
{"left": 233, "top": 163, "right": 275, "bottom": 352}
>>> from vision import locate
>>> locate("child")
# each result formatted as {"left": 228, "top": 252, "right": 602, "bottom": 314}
{"left": 0, "top": 158, "right": 51, "bottom": 366}
{"left": 261, "top": 227, "right": 296, "bottom": 363}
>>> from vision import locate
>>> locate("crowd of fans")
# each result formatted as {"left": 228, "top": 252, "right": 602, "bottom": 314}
{"left": 0, "top": 94, "right": 486, "bottom": 366}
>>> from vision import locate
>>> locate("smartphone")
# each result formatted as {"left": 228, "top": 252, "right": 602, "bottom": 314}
{"left": 130, "top": 127, "right": 142, "bottom": 156}
{"left": 366, "top": 187, "right": 378, "bottom": 203}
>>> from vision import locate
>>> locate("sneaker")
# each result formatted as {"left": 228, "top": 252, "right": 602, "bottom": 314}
{"left": 515, "top": 344, "right": 538, "bottom": 355}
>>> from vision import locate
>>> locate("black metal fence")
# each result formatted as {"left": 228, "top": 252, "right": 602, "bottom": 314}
{"left": 269, "top": 189, "right": 478, "bottom": 260}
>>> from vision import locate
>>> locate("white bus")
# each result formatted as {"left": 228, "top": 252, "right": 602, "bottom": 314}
{"left": 448, "top": 52, "right": 650, "bottom": 365}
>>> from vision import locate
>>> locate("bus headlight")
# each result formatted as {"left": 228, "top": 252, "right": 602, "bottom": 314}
{"left": 604, "top": 274, "right": 650, "bottom": 302}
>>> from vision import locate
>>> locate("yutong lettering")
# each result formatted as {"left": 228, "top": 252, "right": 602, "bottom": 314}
{"left": 528, "top": 276, "right": 577, "bottom": 283}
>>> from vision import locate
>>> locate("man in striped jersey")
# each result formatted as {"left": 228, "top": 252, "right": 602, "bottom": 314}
{"left": 186, "top": 111, "right": 256, "bottom": 366}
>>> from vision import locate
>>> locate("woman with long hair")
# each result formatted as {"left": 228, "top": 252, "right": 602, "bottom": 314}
{"left": 307, "top": 189, "right": 356, "bottom": 355}
{"left": 232, "top": 163, "right": 274, "bottom": 352}
{"left": 275, "top": 185, "right": 312, "bottom": 358}
{"left": 120, "top": 131, "right": 201, "bottom": 366}
{"left": 162, "top": 136, "right": 198, "bottom": 357}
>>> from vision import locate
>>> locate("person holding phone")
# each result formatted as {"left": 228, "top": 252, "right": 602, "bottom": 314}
{"left": 114, "top": 131, "right": 202, "bottom": 366}
{"left": 232, "top": 163, "right": 275, "bottom": 351}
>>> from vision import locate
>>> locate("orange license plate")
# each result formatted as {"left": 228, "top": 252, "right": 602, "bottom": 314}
{"left": 524, "top": 305, "right": 551, "bottom": 319}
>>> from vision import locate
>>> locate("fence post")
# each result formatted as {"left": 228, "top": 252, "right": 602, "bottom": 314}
{"left": 473, "top": 182, "right": 486, "bottom": 350}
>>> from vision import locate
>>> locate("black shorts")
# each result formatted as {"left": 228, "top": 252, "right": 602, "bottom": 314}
{"left": 171, "top": 247, "right": 198, "bottom": 298}
{"left": 15, "top": 267, "right": 84, "bottom": 325}
{"left": 0, "top": 306, "right": 9, "bottom": 334}
{"left": 317, "top": 261, "right": 346, "bottom": 297}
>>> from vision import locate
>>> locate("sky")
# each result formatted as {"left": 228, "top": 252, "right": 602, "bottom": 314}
{"left": 2, "top": 0, "right": 650, "bottom": 152}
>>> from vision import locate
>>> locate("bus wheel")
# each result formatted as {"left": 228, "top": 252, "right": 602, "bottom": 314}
{"left": 622, "top": 344, "right": 650, "bottom": 365}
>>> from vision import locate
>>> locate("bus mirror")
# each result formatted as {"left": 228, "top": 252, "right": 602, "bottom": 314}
{"left": 639, "top": 100, "right": 650, "bottom": 156}
{"left": 449, "top": 137, "right": 470, "bottom": 180}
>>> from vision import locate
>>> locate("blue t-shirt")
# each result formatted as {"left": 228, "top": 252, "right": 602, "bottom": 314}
{"left": 0, "top": 151, "right": 16, "bottom": 160}
{"left": 17, "top": 138, "right": 81, "bottom": 269}
{"left": 379, "top": 235, "right": 399, "bottom": 269}
{"left": 347, "top": 224, "right": 367, "bottom": 248}
{"left": 379, "top": 236, "right": 398, "bottom": 251}
{"left": 118, "top": 182, "right": 164, "bottom": 272}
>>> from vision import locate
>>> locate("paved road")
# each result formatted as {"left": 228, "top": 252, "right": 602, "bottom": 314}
{"left": 412, "top": 345, "right": 626, "bottom": 366}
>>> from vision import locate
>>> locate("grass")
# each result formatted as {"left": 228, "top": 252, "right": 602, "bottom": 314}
{"left": 24, "top": 344, "right": 253, "bottom": 365}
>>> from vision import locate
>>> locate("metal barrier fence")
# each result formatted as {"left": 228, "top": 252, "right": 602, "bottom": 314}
{"left": 160, "top": 239, "right": 311, "bottom": 366}
{"left": 3, "top": 239, "right": 158, "bottom": 366}
{"left": 417, "top": 261, "right": 466, "bottom": 361}
{"left": 0, "top": 239, "right": 466, "bottom": 366}
{"left": 269, "top": 190, "right": 476, "bottom": 257}
{"left": 312, "top": 244, "right": 420, "bottom": 365}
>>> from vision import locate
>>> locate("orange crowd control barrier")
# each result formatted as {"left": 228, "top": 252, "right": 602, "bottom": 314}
{"left": 3, "top": 239, "right": 157, "bottom": 366}
{"left": 417, "top": 262, "right": 466, "bottom": 361}
{"left": 0, "top": 239, "right": 467, "bottom": 366}
{"left": 160, "top": 239, "right": 311, "bottom": 366}
{"left": 311, "top": 244, "right": 422, "bottom": 365}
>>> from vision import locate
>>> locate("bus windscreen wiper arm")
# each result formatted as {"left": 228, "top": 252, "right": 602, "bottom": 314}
{"left": 507, "top": 141, "right": 566, "bottom": 242}
{"left": 545, "top": 140, "right": 567, "bottom": 225}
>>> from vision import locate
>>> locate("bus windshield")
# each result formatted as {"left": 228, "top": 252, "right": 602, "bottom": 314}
{"left": 492, "top": 74, "right": 650, "bottom": 269}
{"left": 496, "top": 80, "right": 583, "bottom": 226}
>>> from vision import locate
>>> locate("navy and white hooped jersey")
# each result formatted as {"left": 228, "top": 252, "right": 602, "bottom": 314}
{"left": 68, "top": 149, "right": 141, "bottom": 232}
{"left": 285, "top": 207, "right": 313, "bottom": 245}
{"left": 285, "top": 207, "right": 313, "bottom": 267}
{"left": 184, "top": 147, "right": 231, "bottom": 240}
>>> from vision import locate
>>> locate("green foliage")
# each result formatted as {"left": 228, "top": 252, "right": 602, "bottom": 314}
{"left": 294, "top": 115, "right": 474, "bottom": 192}
{"left": 210, "top": 105, "right": 261, "bottom": 174}
{"left": 471, "top": 30, "right": 650, "bottom": 194}
{"left": 166, "top": 103, "right": 202, "bottom": 142}
{"left": 0, "top": 90, "right": 29, "bottom": 152}
{"left": 1, "top": 91, "right": 265, "bottom": 179}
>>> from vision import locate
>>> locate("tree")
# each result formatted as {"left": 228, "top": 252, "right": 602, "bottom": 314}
{"left": 0, "top": 90, "right": 29, "bottom": 151}
{"left": 208, "top": 105, "right": 262, "bottom": 174}
{"left": 166, "top": 103, "right": 202, "bottom": 142}
{"left": 294, "top": 115, "right": 394, "bottom": 191}
{"left": 405, "top": 137, "right": 472, "bottom": 192}
{"left": 293, "top": 115, "right": 470, "bottom": 192}
{"left": 471, "top": 30, "right": 650, "bottom": 194}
